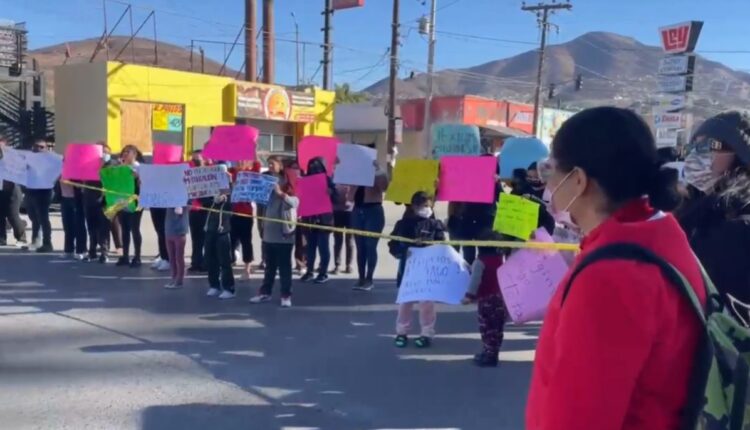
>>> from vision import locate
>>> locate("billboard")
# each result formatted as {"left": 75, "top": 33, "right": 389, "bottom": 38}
{"left": 653, "top": 112, "right": 685, "bottom": 129}
{"left": 659, "top": 21, "right": 703, "bottom": 54}
{"left": 333, "top": 0, "right": 364, "bottom": 10}
{"left": 0, "top": 23, "right": 27, "bottom": 69}
{"left": 235, "top": 82, "right": 316, "bottom": 123}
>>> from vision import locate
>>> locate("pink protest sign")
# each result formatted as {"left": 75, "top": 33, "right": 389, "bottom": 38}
{"left": 497, "top": 229, "right": 570, "bottom": 324}
{"left": 298, "top": 136, "right": 339, "bottom": 175}
{"left": 62, "top": 143, "right": 103, "bottom": 180}
{"left": 297, "top": 173, "right": 333, "bottom": 217}
{"left": 437, "top": 156, "right": 497, "bottom": 203}
{"left": 202, "top": 125, "right": 259, "bottom": 161}
{"left": 153, "top": 143, "right": 183, "bottom": 164}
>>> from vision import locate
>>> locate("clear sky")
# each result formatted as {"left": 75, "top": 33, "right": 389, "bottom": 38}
{"left": 3, "top": 0, "right": 749, "bottom": 90}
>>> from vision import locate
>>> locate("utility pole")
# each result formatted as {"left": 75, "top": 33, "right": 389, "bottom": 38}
{"left": 322, "top": 0, "right": 333, "bottom": 90}
{"left": 291, "top": 12, "right": 300, "bottom": 86}
{"left": 387, "top": 0, "right": 400, "bottom": 167}
{"left": 522, "top": 1, "right": 571, "bottom": 137}
{"left": 422, "top": 0, "right": 437, "bottom": 157}
{"left": 245, "top": 0, "right": 257, "bottom": 82}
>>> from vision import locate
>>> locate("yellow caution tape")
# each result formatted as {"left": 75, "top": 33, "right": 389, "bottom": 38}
{"left": 62, "top": 180, "right": 580, "bottom": 252}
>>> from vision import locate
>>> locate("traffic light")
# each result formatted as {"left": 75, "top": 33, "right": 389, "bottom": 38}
{"left": 575, "top": 74, "right": 583, "bottom": 91}
{"left": 547, "top": 83, "right": 556, "bottom": 99}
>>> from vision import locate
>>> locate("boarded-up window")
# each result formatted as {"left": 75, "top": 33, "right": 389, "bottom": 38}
{"left": 120, "top": 100, "right": 185, "bottom": 155}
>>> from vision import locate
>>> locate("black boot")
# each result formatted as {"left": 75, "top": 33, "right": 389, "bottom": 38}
{"left": 473, "top": 351, "right": 499, "bottom": 368}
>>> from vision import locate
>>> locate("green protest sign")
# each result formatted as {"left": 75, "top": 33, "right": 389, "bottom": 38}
{"left": 100, "top": 166, "right": 135, "bottom": 211}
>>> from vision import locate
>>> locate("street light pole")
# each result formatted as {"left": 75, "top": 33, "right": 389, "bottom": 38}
{"left": 423, "top": 0, "right": 437, "bottom": 157}
{"left": 291, "top": 12, "right": 300, "bottom": 86}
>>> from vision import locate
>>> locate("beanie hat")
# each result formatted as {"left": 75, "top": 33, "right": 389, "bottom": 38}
{"left": 692, "top": 111, "right": 750, "bottom": 167}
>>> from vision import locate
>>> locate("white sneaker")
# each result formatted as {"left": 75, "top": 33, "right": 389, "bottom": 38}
{"left": 218, "top": 290, "right": 236, "bottom": 300}
{"left": 15, "top": 241, "right": 27, "bottom": 249}
{"left": 24, "top": 239, "right": 41, "bottom": 251}
{"left": 249, "top": 294, "right": 272, "bottom": 304}
{"left": 280, "top": 297, "right": 292, "bottom": 308}
{"left": 206, "top": 287, "right": 221, "bottom": 297}
{"left": 155, "top": 259, "right": 171, "bottom": 271}
{"left": 151, "top": 257, "right": 162, "bottom": 269}
{"left": 74, "top": 254, "right": 86, "bottom": 261}
{"left": 234, "top": 250, "right": 241, "bottom": 264}
{"left": 164, "top": 283, "right": 182, "bottom": 290}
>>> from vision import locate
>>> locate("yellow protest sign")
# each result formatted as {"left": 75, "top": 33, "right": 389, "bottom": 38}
{"left": 385, "top": 159, "right": 439, "bottom": 204}
{"left": 493, "top": 193, "right": 540, "bottom": 240}
{"left": 152, "top": 111, "right": 169, "bottom": 131}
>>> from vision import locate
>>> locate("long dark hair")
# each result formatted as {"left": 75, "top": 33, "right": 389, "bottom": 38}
{"left": 552, "top": 106, "right": 680, "bottom": 211}
{"left": 120, "top": 144, "right": 144, "bottom": 163}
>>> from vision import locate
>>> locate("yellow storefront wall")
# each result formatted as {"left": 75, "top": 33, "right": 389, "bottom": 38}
{"left": 106, "top": 62, "right": 234, "bottom": 154}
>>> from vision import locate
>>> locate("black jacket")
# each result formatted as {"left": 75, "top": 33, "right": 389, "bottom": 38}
{"left": 678, "top": 173, "right": 750, "bottom": 306}
{"left": 202, "top": 197, "right": 232, "bottom": 234}
{"left": 388, "top": 212, "right": 446, "bottom": 259}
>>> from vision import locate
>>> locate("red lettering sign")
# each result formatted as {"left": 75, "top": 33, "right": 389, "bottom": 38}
{"left": 659, "top": 21, "right": 703, "bottom": 54}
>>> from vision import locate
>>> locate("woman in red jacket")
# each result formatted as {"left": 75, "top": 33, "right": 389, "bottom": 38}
{"left": 526, "top": 107, "right": 707, "bottom": 430}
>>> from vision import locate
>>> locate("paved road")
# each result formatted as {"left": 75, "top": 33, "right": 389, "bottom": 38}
{"left": 0, "top": 204, "right": 538, "bottom": 430}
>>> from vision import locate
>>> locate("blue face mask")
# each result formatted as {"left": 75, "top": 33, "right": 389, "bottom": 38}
{"left": 102, "top": 153, "right": 111, "bottom": 163}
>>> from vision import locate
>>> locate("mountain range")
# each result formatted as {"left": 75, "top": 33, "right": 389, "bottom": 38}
{"left": 364, "top": 31, "right": 750, "bottom": 116}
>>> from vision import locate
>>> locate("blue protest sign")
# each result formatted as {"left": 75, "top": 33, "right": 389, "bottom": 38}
{"left": 431, "top": 123, "right": 481, "bottom": 159}
{"left": 231, "top": 171, "right": 278, "bottom": 205}
{"left": 498, "top": 137, "right": 549, "bottom": 179}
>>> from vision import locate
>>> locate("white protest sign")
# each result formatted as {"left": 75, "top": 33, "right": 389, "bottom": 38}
{"left": 0, "top": 147, "right": 29, "bottom": 186}
{"left": 333, "top": 143, "right": 377, "bottom": 187}
{"left": 396, "top": 245, "right": 470, "bottom": 305}
{"left": 26, "top": 152, "right": 63, "bottom": 190}
{"left": 498, "top": 229, "right": 570, "bottom": 323}
{"left": 231, "top": 171, "right": 278, "bottom": 204}
{"left": 183, "top": 165, "right": 230, "bottom": 199}
{"left": 138, "top": 164, "right": 190, "bottom": 208}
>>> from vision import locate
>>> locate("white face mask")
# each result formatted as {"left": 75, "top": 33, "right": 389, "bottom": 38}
{"left": 416, "top": 207, "right": 433, "bottom": 219}
{"left": 546, "top": 169, "right": 581, "bottom": 228}
{"left": 683, "top": 151, "right": 718, "bottom": 193}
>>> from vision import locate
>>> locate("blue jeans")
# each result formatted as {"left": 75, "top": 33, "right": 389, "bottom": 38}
{"left": 305, "top": 229, "right": 331, "bottom": 276}
{"left": 352, "top": 204, "right": 385, "bottom": 281}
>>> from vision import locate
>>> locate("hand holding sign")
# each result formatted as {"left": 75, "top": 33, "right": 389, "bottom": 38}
{"left": 431, "top": 123, "right": 481, "bottom": 159}
{"left": 493, "top": 193, "right": 540, "bottom": 240}
{"left": 231, "top": 171, "right": 278, "bottom": 204}
{"left": 397, "top": 245, "right": 471, "bottom": 305}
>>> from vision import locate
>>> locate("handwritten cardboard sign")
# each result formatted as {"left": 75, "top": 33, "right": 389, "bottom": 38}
{"left": 297, "top": 173, "right": 333, "bottom": 217}
{"left": 436, "top": 156, "right": 497, "bottom": 203}
{"left": 298, "top": 135, "right": 339, "bottom": 175}
{"left": 231, "top": 171, "right": 278, "bottom": 204}
{"left": 333, "top": 143, "right": 377, "bottom": 186}
{"left": 138, "top": 164, "right": 190, "bottom": 208}
{"left": 26, "top": 151, "right": 63, "bottom": 190}
{"left": 202, "top": 125, "right": 259, "bottom": 161}
{"left": 498, "top": 228, "right": 570, "bottom": 323}
{"left": 493, "top": 193, "right": 540, "bottom": 240}
{"left": 62, "top": 143, "right": 103, "bottom": 180}
{"left": 183, "top": 165, "right": 231, "bottom": 199}
{"left": 0, "top": 147, "right": 29, "bottom": 186}
{"left": 431, "top": 123, "right": 481, "bottom": 159}
{"left": 397, "top": 245, "right": 471, "bottom": 305}
{"left": 498, "top": 137, "right": 549, "bottom": 179}
{"left": 385, "top": 159, "right": 439, "bottom": 204}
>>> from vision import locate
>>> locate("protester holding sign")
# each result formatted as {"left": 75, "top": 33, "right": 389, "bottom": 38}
{"left": 461, "top": 231, "right": 507, "bottom": 368}
{"left": 116, "top": 145, "right": 144, "bottom": 268}
{"left": 250, "top": 158, "right": 299, "bottom": 308}
{"left": 352, "top": 151, "right": 390, "bottom": 291}
{"left": 203, "top": 164, "right": 236, "bottom": 300}
{"left": 527, "top": 107, "right": 705, "bottom": 430}
{"left": 331, "top": 184, "right": 355, "bottom": 275}
{"left": 187, "top": 150, "right": 208, "bottom": 273}
{"left": 300, "top": 157, "right": 336, "bottom": 284}
{"left": 60, "top": 182, "right": 87, "bottom": 259}
{"left": 24, "top": 140, "right": 55, "bottom": 252}
{"left": 230, "top": 160, "right": 261, "bottom": 279}
{"left": 388, "top": 191, "right": 446, "bottom": 348}
{"left": 0, "top": 136, "right": 27, "bottom": 247}
{"left": 83, "top": 142, "right": 120, "bottom": 263}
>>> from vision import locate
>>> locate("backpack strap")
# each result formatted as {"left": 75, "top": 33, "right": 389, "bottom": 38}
{"left": 561, "top": 243, "right": 706, "bottom": 323}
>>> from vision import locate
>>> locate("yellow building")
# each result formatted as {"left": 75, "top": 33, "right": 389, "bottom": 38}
{"left": 54, "top": 61, "right": 334, "bottom": 160}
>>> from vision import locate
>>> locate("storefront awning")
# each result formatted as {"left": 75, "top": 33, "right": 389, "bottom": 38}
{"left": 480, "top": 124, "right": 532, "bottom": 138}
